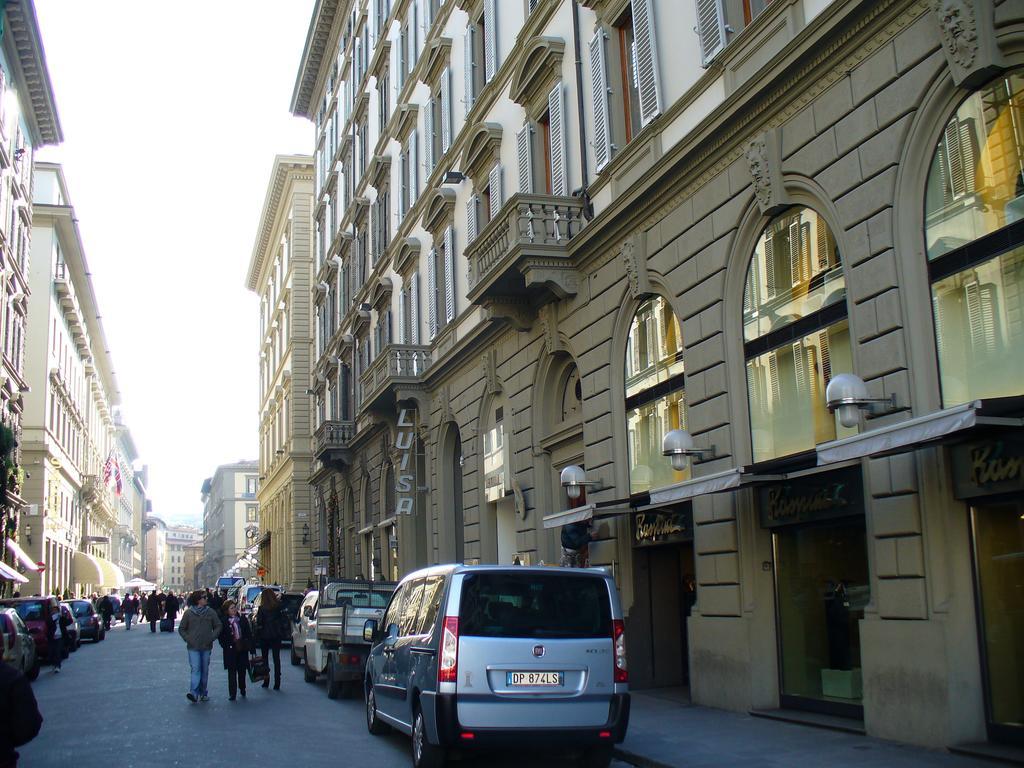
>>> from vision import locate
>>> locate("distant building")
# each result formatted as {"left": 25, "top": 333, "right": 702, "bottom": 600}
{"left": 164, "top": 525, "right": 201, "bottom": 594}
{"left": 182, "top": 541, "right": 203, "bottom": 592}
{"left": 246, "top": 155, "right": 315, "bottom": 590}
{"left": 142, "top": 516, "right": 166, "bottom": 587}
{"left": 200, "top": 461, "right": 259, "bottom": 586}
{"left": 0, "top": 0, "right": 62, "bottom": 597}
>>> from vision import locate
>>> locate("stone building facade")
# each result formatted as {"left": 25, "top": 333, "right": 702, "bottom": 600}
{"left": 290, "top": 0, "right": 1024, "bottom": 751}
{"left": 247, "top": 156, "right": 316, "bottom": 590}
{"left": 200, "top": 461, "right": 260, "bottom": 584}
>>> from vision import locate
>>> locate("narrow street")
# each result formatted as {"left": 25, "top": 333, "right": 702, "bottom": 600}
{"left": 19, "top": 619, "right": 632, "bottom": 768}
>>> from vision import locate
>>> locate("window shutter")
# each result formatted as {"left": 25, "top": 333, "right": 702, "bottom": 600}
{"left": 440, "top": 67, "right": 452, "bottom": 152}
{"left": 424, "top": 103, "right": 434, "bottom": 174}
{"left": 466, "top": 195, "right": 479, "bottom": 244}
{"left": 489, "top": 164, "right": 503, "bottom": 219}
{"left": 548, "top": 81, "right": 567, "bottom": 196}
{"left": 409, "top": 130, "right": 419, "bottom": 204}
{"left": 444, "top": 225, "right": 456, "bottom": 323}
{"left": 410, "top": 272, "right": 420, "bottom": 344}
{"left": 516, "top": 125, "right": 534, "bottom": 194}
{"left": 631, "top": 0, "right": 662, "bottom": 126}
{"left": 400, "top": 151, "right": 408, "bottom": 216}
{"left": 427, "top": 250, "right": 438, "bottom": 340}
{"left": 484, "top": 0, "right": 498, "bottom": 82}
{"left": 589, "top": 31, "right": 612, "bottom": 172}
{"left": 409, "top": 4, "right": 417, "bottom": 68}
{"left": 398, "top": 287, "right": 407, "bottom": 344}
{"left": 695, "top": 0, "right": 727, "bottom": 67}
{"left": 464, "top": 27, "right": 475, "bottom": 115}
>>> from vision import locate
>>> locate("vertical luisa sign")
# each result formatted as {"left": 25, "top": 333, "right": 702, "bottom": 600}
{"left": 395, "top": 409, "right": 416, "bottom": 516}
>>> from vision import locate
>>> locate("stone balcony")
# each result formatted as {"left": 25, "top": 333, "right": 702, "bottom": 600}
{"left": 313, "top": 419, "right": 355, "bottom": 469}
{"left": 81, "top": 475, "right": 117, "bottom": 528}
{"left": 465, "top": 194, "right": 586, "bottom": 312}
{"left": 358, "top": 344, "right": 431, "bottom": 414}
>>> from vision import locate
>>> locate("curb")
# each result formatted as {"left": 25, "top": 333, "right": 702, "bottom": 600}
{"left": 613, "top": 747, "right": 677, "bottom": 768}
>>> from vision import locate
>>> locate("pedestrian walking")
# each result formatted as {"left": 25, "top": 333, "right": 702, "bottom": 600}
{"left": 209, "top": 590, "right": 224, "bottom": 614}
{"left": 146, "top": 590, "right": 161, "bottom": 633}
{"left": 254, "top": 589, "right": 287, "bottom": 691}
{"left": 98, "top": 594, "right": 113, "bottom": 631}
{"left": 0, "top": 659, "right": 43, "bottom": 767}
{"left": 217, "top": 600, "right": 253, "bottom": 701}
{"left": 45, "top": 601, "right": 70, "bottom": 673}
{"left": 123, "top": 594, "right": 138, "bottom": 630}
{"left": 178, "top": 590, "right": 222, "bottom": 703}
{"left": 164, "top": 591, "right": 180, "bottom": 623}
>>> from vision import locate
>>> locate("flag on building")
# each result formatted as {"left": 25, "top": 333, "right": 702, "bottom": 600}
{"left": 102, "top": 451, "right": 123, "bottom": 496}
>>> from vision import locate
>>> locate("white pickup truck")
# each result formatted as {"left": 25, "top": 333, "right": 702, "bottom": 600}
{"left": 302, "top": 579, "right": 395, "bottom": 699}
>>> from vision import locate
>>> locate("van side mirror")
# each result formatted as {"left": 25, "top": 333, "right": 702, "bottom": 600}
{"left": 363, "top": 618, "right": 378, "bottom": 643}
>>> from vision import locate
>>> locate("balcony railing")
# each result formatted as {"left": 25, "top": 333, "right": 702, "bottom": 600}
{"left": 466, "top": 194, "right": 586, "bottom": 305}
{"left": 359, "top": 344, "right": 431, "bottom": 413}
{"left": 313, "top": 419, "right": 355, "bottom": 469}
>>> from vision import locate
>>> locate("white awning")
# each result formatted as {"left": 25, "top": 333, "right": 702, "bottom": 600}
{"left": 816, "top": 401, "right": 1024, "bottom": 466}
{"left": 647, "top": 468, "right": 785, "bottom": 506}
{"left": 73, "top": 551, "right": 124, "bottom": 589}
{"left": 0, "top": 560, "right": 27, "bottom": 583}
{"left": 6, "top": 538, "right": 41, "bottom": 572}
{"left": 543, "top": 503, "right": 595, "bottom": 530}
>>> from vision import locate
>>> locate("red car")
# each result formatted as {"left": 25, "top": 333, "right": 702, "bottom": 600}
{"left": 0, "top": 596, "right": 63, "bottom": 660}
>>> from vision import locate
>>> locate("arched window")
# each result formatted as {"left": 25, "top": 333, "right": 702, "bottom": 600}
{"left": 743, "top": 206, "right": 853, "bottom": 463}
{"left": 625, "top": 296, "right": 686, "bottom": 493}
{"left": 925, "top": 67, "right": 1024, "bottom": 406}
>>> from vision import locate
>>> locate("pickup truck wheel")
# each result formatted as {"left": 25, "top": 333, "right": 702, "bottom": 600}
{"left": 366, "top": 685, "right": 389, "bottom": 735}
{"left": 326, "top": 658, "right": 341, "bottom": 699}
{"left": 412, "top": 707, "right": 446, "bottom": 768}
{"left": 303, "top": 660, "right": 317, "bottom": 683}
{"left": 290, "top": 646, "right": 300, "bottom": 666}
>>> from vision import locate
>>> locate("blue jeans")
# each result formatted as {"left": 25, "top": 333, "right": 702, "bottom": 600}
{"left": 187, "top": 649, "right": 211, "bottom": 698}
{"left": 125, "top": 613, "right": 134, "bottom": 630}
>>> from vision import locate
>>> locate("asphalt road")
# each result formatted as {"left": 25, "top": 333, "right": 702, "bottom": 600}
{"left": 19, "top": 617, "right": 630, "bottom": 768}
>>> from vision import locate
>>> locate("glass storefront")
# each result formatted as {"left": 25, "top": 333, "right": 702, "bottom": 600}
{"left": 774, "top": 517, "right": 869, "bottom": 716}
{"left": 972, "top": 501, "right": 1024, "bottom": 742}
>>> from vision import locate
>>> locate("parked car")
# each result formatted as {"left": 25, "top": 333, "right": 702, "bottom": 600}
{"left": 290, "top": 591, "right": 318, "bottom": 666}
{"left": 239, "top": 584, "right": 279, "bottom": 618}
{"left": 0, "top": 607, "right": 39, "bottom": 680}
{"left": 0, "top": 596, "right": 61, "bottom": 662}
{"left": 363, "top": 565, "right": 630, "bottom": 768}
{"left": 68, "top": 599, "right": 105, "bottom": 642}
{"left": 59, "top": 602, "right": 81, "bottom": 652}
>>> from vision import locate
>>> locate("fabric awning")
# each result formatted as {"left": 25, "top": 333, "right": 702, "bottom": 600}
{"left": 6, "top": 538, "right": 41, "bottom": 572}
{"left": 646, "top": 468, "right": 785, "bottom": 506}
{"left": 0, "top": 560, "right": 28, "bottom": 583}
{"left": 543, "top": 503, "right": 595, "bottom": 530}
{"left": 123, "top": 577, "right": 156, "bottom": 591}
{"left": 73, "top": 551, "right": 124, "bottom": 589}
{"left": 816, "top": 400, "right": 1024, "bottom": 466}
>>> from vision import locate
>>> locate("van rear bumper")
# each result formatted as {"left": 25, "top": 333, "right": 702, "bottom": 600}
{"left": 434, "top": 692, "right": 630, "bottom": 748}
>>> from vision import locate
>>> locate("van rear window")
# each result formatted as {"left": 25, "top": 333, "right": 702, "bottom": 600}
{"left": 322, "top": 586, "right": 390, "bottom": 609}
{"left": 459, "top": 573, "right": 611, "bottom": 639}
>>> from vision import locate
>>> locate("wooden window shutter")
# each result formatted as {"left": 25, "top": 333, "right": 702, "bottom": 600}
{"left": 427, "top": 250, "right": 438, "bottom": 340}
{"left": 548, "top": 81, "right": 567, "bottom": 196}
{"left": 398, "top": 287, "right": 407, "bottom": 344}
{"left": 466, "top": 195, "right": 479, "bottom": 244}
{"left": 409, "top": 129, "right": 419, "bottom": 204}
{"left": 464, "top": 27, "right": 475, "bottom": 115}
{"left": 631, "top": 0, "right": 662, "bottom": 126}
{"left": 424, "top": 99, "right": 435, "bottom": 175}
{"left": 444, "top": 225, "right": 456, "bottom": 324}
{"left": 516, "top": 124, "right": 534, "bottom": 194}
{"left": 400, "top": 150, "right": 408, "bottom": 215}
{"left": 440, "top": 67, "right": 452, "bottom": 152}
{"left": 484, "top": 0, "right": 498, "bottom": 83}
{"left": 695, "top": 0, "right": 727, "bottom": 67}
{"left": 410, "top": 271, "right": 420, "bottom": 344}
{"left": 489, "top": 164, "right": 503, "bottom": 219}
{"left": 589, "top": 31, "right": 613, "bottom": 172}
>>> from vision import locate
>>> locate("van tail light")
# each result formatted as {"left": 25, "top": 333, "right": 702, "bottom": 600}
{"left": 438, "top": 616, "right": 459, "bottom": 684}
{"left": 612, "top": 619, "right": 627, "bottom": 684}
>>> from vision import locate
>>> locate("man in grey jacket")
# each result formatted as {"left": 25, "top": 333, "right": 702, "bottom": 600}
{"left": 178, "top": 591, "right": 222, "bottom": 703}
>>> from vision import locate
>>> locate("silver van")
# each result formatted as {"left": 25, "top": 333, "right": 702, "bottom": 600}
{"left": 363, "top": 565, "right": 630, "bottom": 768}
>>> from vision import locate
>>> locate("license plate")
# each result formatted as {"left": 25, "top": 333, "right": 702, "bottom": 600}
{"left": 506, "top": 671, "right": 563, "bottom": 687}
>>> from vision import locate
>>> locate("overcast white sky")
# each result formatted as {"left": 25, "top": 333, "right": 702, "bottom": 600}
{"left": 33, "top": 1, "right": 315, "bottom": 527}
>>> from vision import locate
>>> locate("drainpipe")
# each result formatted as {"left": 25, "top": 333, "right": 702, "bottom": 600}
{"left": 571, "top": 0, "right": 593, "bottom": 220}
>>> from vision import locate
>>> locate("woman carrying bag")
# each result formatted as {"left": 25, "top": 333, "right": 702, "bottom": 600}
{"left": 254, "top": 589, "right": 288, "bottom": 691}
{"left": 217, "top": 600, "right": 253, "bottom": 700}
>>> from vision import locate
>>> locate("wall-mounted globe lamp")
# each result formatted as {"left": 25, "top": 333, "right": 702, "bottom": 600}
{"left": 560, "top": 465, "right": 602, "bottom": 501}
{"left": 662, "top": 429, "right": 715, "bottom": 471}
{"left": 825, "top": 373, "right": 898, "bottom": 429}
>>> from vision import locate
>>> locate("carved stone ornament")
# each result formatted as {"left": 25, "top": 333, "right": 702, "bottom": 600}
{"left": 620, "top": 232, "right": 651, "bottom": 299}
{"left": 512, "top": 478, "right": 527, "bottom": 520}
{"left": 930, "top": 0, "right": 1005, "bottom": 88}
{"left": 481, "top": 349, "right": 502, "bottom": 395}
{"left": 538, "top": 303, "right": 564, "bottom": 353}
{"left": 744, "top": 129, "right": 787, "bottom": 216}
{"left": 436, "top": 385, "right": 455, "bottom": 425}
{"left": 481, "top": 298, "right": 533, "bottom": 331}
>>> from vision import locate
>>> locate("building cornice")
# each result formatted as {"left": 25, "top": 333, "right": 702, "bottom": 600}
{"left": 290, "top": 0, "right": 344, "bottom": 119}
{"left": 3, "top": 0, "right": 62, "bottom": 146}
{"left": 246, "top": 154, "right": 314, "bottom": 292}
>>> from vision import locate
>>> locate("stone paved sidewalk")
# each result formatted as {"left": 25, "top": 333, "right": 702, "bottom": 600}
{"left": 615, "top": 689, "right": 995, "bottom": 768}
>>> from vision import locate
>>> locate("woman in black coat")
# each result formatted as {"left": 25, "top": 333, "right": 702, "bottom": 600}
{"left": 218, "top": 600, "right": 253, "bottom": 700}
{"left": 254, "top": 589, "right": 287, "bottom": 690}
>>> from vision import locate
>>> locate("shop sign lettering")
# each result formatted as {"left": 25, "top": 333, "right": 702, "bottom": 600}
{"left": 395, "top": 409, "right": 415, "bottom": 515}
{"left": 758, "top": 467, "right": 863, "bottom": 528}
{"left": 765, "top": 483, "right": 848, "bottom": 522}
{"left": 968, "top": 443, "right": 1023, "bottom": 485}
{"left": 952, "top": 438, "right": 1024, "bottom": 500}
{"left": 632, "top": 507, "right": 693, "bottom": 547}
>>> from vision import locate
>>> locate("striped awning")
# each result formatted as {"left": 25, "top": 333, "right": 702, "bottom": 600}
{"left": 73, "top": 551, "right": 124, "bottom": 589}
{"left": 0, "top": 560, "right": 27, "bottom": 583}
{"left": 6, "top": 538, "right": 41, "bottom": 572}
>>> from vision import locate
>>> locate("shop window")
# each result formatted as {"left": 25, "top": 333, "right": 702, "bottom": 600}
{"left": 625, "top": 296, "right": 687, "bottom": 494}
{"left": 743, "top": 206, "right": 853, "bottom": 463}
{"left": 924, "top": 67, "right": 1024, "bottom": 407}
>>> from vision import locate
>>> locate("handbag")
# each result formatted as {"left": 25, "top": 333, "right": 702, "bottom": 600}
{"left": 248, "top": 652, "right": 269, "bottom": 683}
